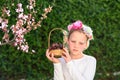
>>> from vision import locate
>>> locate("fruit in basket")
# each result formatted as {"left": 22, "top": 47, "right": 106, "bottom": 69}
{"left": 49, "top": 43, "right": 64, "bottom": 58}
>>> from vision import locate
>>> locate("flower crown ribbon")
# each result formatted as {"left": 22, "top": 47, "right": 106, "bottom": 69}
{"left": 67, "top": 20, "right": 93, "bottom": 40}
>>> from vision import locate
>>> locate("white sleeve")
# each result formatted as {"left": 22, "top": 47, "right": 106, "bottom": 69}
{"left": 66, "top": 57, "right": 96, "bottom": 80}
{"left": 53, "top": 63, "right": 64, "bottom": 80}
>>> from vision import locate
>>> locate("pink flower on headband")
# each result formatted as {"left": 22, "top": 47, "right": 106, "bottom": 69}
{"left": 67, "top": 20, "right": 83, "bottom": 31}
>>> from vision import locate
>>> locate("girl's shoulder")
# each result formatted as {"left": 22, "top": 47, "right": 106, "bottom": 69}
{"left": 84, "top": 54, "right": 96, "bottom": 62}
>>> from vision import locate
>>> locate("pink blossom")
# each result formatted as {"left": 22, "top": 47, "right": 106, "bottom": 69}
{"left": 0, "top": 2, "right": 52, "bottom": 53}
{"left": 18, "top": 13, "right": 24, "bottom": 18}
{"left": 14, "top": 42, "right": 18, "bottom": 46}
{"left": 6, "top": 10, "right": 10, "bottom": 16}
{"left": 16, "top": 8, "right": 23, "bottom": 13}
{"left": 1, "top": 22, "right": 8, "bottom": 29}
{"left": 16, "top": 3, "right": 23, "bottom": 13}
{"left": 29, "top": 6, "right": 33, "bottom": 9}
{"left": 21, "top": 45, "right": 29, "bottom": 52}
{"left": 22, "top": 15, "right": 28, "bottom": 21}
{"left": 17, "top": 3, "right": 22, "bottom": 8}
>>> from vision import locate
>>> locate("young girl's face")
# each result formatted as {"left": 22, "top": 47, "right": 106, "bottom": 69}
{"left": 68, "top": 31, "right": 88, "bottom": 55}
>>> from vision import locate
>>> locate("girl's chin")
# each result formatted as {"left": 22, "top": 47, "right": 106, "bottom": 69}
{"left": 71, "top": 52, "right": 80, "bottom": 55}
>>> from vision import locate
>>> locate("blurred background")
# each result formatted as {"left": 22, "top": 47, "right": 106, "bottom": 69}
{"left": 0, "top": 0, "right": 120, "bottom": 80}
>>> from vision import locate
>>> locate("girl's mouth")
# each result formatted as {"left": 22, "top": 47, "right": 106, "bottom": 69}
{"left": 73, "top": 49, "right": 78, "bottom": 52}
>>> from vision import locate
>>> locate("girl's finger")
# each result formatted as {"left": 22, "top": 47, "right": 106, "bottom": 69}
{"left": 62, "top": 51, "right": 67, "bottom": 57}
{"left": 62, "top": 50, "right": 69, "bottom": 57}
{"left": 46, "top": 49, "right": 53, "bottom": 61}
{"left": 46, "top": 49, "right": 49, "bottom": 56}
{"left": 63, "top": 48, "right": 69, "bottom": 54}
{"left": 51, "top": 53, "right": 54, "bottom": 59}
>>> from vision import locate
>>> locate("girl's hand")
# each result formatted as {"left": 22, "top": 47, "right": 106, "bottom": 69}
{"left": 46, "top": 49, "right": 60, "bottom": 63}
{"left": 62, "top": 48, "right": 71, "bottom": 63}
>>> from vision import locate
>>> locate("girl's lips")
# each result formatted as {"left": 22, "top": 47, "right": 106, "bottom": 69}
{"left": 73, "top": 49, "right": 78, "bottom": 52}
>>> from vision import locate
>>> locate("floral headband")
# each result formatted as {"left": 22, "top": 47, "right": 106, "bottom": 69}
{"left": 67, "top": 20, "right": 93, "bottom": 40}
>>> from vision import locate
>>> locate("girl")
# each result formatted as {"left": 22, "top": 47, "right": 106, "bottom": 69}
{"left": 46, "top": 20, "right": 96, "bottom": 80}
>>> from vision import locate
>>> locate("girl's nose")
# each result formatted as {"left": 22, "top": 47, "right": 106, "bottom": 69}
{"left": 74, "top": 43, "right": 79, "bottom": 48}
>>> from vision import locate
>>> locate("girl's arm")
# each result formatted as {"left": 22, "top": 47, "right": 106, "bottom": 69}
{"left": 46, "top": 49, "right": 64, "bottom": 80}
{"left": 54, "top": 63, "right": 64, "bottom": 80}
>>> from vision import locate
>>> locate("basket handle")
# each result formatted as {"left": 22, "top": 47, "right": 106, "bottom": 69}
{"left": 48, "top": 28, "right": 67, "bottom": 48}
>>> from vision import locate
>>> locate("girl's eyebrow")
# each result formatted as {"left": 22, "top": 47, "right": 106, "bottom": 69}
{"left": 79, "top": 41, "right": 86, "bottom": 43}
{"left": 70, "top": 39, "right": 86, "bottom": 43}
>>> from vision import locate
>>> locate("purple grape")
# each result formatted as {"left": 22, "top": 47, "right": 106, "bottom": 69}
{"left": 49, "top": 43, "right": 63, "bottom": 50}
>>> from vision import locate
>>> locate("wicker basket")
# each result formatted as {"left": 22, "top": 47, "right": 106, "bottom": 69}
{"left": 48, "top": 28, "right": 67, "bottom": 58}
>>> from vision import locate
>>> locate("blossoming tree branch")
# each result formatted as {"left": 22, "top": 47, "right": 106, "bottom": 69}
{"left": 0, "top": 0, "right": 52, "bottom": 53}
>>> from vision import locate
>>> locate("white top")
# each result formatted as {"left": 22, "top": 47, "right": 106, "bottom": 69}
{"left": 53, "top": 55, "right": 96, "bottom": 80}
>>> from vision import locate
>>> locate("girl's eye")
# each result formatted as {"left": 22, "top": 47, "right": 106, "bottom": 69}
{"left": 79, "top": 42, "right": 84, "bottom": 45}
{"left": 71, "top": 41, "right": 75, "bottom": 43}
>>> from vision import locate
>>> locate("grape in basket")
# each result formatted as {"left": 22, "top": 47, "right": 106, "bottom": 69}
{"left": 49, "top": 43, "right": 65, "bottom": 58}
